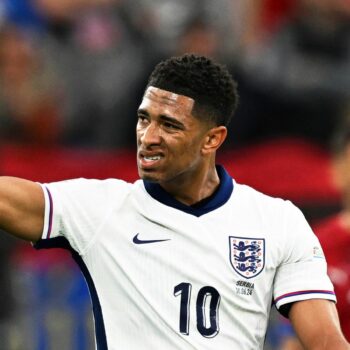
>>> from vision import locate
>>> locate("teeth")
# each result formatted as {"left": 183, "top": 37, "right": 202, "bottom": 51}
{"left": 144, "top": 156, "right": 161, "bottom": 162}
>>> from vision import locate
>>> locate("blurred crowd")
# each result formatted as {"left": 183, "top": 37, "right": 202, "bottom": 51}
{"left": 0, "top": 0, "right": 349, "bottom": 150}
{"left": 0, "top": 0, "right": 350, "bottom": 349}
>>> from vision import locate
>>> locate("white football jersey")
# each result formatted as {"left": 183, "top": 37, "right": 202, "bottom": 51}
{"left": 37, "top": 166, "right": 335, "bottom": 350}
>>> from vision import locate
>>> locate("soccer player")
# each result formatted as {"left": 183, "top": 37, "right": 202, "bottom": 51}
{"left": 0, "top": 54, "right": 348, "bottom": 349}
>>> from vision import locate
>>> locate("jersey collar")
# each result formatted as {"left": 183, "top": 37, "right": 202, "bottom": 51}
{"left": 143, "top": 165, "right": 233, "bottom": 217}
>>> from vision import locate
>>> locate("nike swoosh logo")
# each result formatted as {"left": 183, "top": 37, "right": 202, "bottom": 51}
{"left": 133, "top": 233, "right": 171, "bottom": 244}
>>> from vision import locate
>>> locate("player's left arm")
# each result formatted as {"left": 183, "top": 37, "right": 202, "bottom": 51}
{"left": 289, "top": 299, "right": 350, "bottom": 349}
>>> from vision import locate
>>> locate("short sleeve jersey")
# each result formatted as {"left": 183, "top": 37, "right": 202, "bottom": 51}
{"left": 36, "top": 166, "right": 335, "bottom": 350}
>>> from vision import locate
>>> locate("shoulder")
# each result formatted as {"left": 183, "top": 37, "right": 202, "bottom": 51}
{"left": 232, "top": 181, "right": 307, "bottom": 233}
{"left": 43, "top": 177, "right": 137, "bottom": 204}
{"left": 233, "top": 181, "right": 293, "bottom": 212}
{"left": 46, "top": 177, "right": 132, "bottom": 190}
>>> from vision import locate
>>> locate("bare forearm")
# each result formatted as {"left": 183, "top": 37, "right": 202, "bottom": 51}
{"left": 300, "top": 333, "right": 349, "bottom": 350}
{"left": 290, "top": 300, "right": 349, "bottom": 350}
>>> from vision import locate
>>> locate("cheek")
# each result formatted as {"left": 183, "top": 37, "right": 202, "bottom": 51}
{"left": 173, "top": 139, "right": 203, "bottom": 163}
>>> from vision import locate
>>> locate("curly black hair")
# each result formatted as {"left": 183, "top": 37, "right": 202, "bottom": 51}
{"left": 146, "top": 54, "right": 239, "bottom": 127}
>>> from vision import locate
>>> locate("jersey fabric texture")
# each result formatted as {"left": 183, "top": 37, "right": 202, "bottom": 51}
{"left": 35, "top": 166, "right": 335, "bottom": 350}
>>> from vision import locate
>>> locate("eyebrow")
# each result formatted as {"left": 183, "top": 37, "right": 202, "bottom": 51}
{"left": 137, "top": 109, "right": 185, "bottom": 129}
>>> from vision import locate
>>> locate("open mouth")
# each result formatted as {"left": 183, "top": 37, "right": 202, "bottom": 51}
{"left": 143, "top": 155, "right": 161, "bottom": 162}
{"left": 138, "top": 153, "right": 163, "bottom": 169}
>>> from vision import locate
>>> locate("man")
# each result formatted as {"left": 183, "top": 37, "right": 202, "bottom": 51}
{"left": 0, "top": 54, "right": 348, "bottom": 349}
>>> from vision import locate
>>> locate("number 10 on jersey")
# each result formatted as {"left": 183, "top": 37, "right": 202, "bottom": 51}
{"left": 174, "top": 282, "right": 221, "bottom": 338}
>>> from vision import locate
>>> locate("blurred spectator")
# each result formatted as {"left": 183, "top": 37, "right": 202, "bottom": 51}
{"left": 126, "top": 0, "right": 235, "bottom": 59}
{"left": 231, "top": 0, "right": 350, "bottom": 148}
{"left": 275, "top": 123, "right": 350, "bottom": 349}
{"left": 1, "top": 0, "right": 273, "bottom": 149}
{"left": 5, "top": 0, "right": 348, "bottom": 151}
{"left": 32, "top": 0, "right": 152, "bottom": 149}
{"left": 0, "top": 24, "right": 62, "bottom": 145}
{"left": 315, "top": 125, "right": 350, "bottom": 342}
{"left": 236, "top": 0, "right": 296, "bottom": 50}
{"left": 174, "top": 17, "right": 221, "bottom": 59}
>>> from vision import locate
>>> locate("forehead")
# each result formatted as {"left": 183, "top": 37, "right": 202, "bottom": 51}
{"left": 140, "top": 86, "right": 195, "bottom": 114}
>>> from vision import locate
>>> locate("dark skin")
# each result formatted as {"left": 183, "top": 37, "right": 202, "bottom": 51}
{"left": 0, "top": 86, "right": 347, "bottom": 349}
{"left": 136, "top": 86, "right": 227, "bottom": 205}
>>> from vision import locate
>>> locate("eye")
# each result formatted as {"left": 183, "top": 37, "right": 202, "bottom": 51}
{"left": 137, "top": 115, "right": 149, "bottom": 124}
{"left": 163, "top": 121, "right": 180, "bottom": 130}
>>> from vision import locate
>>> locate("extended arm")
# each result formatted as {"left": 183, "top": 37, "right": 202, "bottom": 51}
{"left": 290, "top": 299, "right": 349, "bottom": 349}
{"left": 0, "top": 177, "right": 44, "bottom": 242}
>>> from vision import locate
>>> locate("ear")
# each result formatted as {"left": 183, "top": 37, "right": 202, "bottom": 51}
{"left": 201, "top": 126, "right": 227, "bottom": 155}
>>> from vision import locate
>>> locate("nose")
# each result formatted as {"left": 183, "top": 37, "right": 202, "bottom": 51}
{"left": 139, "top": 122, "right": 162, "bottom": 147}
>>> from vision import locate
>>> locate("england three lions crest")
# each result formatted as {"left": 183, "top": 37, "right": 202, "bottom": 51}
{"left": 229, "top": 236, "right": 265, "bottom": 279}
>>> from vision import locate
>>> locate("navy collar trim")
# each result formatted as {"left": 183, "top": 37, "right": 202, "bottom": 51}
{"left": 143, "top": 165, "right": 233, "bottom": 217}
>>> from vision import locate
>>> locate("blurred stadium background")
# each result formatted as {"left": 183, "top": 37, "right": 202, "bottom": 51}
{"left": 0, "top": 0, "right": 349, "bottom": 349}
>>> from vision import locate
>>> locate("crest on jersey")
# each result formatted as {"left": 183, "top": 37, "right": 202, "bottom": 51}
{"left": 229, "top": 236, "right": 265, "bottom": 279}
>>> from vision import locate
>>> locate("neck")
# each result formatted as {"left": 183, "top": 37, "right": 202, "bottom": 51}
{"left": 159, "top": 160, "right": 220, "bottom": 206}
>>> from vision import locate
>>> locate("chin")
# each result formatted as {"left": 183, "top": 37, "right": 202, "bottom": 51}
{"left": 138, "top": 169, "right": 161, "bottom": 183}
